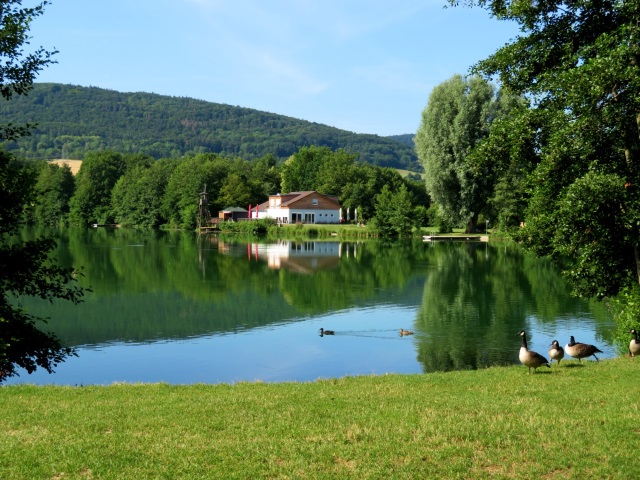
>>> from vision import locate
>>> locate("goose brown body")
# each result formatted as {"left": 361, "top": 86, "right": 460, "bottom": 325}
{"left": 319, "top": 328, "right": 334, "bottom": 336}
{"left": 548, "top": 340, "right": 564, "bottom": 366}
{"left": 565, "top": 336, "right": 603, "bottom": 362}
{"left": 630, "top": 329, "right": 640, "bottom": 359}
{"left": 399, "top": 329, "right": 414, "bottom": 336}
{"left": 517, "top": 330, "right": 550, "bottom": 374}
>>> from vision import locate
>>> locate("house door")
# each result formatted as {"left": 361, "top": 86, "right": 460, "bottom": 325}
{"left": 304, "top": 213, "right": 315, "bottom": 224}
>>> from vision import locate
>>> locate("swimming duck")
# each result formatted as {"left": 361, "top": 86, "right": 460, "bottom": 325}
{"left": 548, "top": 340, "right": 564, "bottom": 366}
{"left": 629, "top": 329, "right": 640, "bottom": 359}
{"left": 319, "top": 328, "right": 334, "bottom": 336}
{"left": 399, "top": 329, "right": 414, "bottom": 336}
{"left": 517, "top": 330, "right": 550, "bottom": 374}
{"left": 565, "top": 336, "right": 603, "bottom": 362}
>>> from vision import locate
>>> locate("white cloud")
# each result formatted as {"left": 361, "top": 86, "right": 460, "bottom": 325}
{"left": 255, "top": 51, "right": 330, "bottom": 96}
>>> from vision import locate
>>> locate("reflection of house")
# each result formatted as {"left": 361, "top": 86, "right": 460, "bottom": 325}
{"left": 252, "top": 241, "right": 343, "bottom": 273}
{"left": 211, "top": 239, "right": 360, "bottom": 273}
{"left": 253, "top": 191, "right": 340, "bottom": 224}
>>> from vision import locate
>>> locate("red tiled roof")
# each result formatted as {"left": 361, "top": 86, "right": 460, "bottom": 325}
{"left": 271, "top": 191, "right": 340, "bottom": 207}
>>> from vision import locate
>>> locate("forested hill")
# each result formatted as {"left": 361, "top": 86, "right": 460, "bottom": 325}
{"left": 1, "top": 83, "right": 420, "bottom": 171}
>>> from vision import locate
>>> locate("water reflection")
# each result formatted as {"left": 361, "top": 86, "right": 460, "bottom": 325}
{"left": 6, "top": 229, "right": 616, "bottom": 385}
{"left": 231, "top": 240, "right": 352, "bottom": 273}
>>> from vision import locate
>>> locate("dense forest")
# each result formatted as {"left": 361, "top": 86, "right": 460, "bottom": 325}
{"left": 26, "top": 146, "right": 430, "bottom": 236}
{"left": 0, "top": 83, "right": 420, "bottom": 171}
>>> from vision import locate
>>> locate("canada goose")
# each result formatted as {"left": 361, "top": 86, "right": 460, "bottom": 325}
{"left": 517, "top": 330, "right": 550, "bottom": 373}
{"left": 399, "top": 329, "right": 414, "bottom": 336}
{"left": 629, "top": 329, "right": 640, "bottom": 359}
{"left": 565, "top": 336, "right": 603, "bottom": 362}
{"left": 319, "top": 328, "right": 334, "bottom": 336}
{"left": 548, "top": 340, "right": 564, "bottom": 366}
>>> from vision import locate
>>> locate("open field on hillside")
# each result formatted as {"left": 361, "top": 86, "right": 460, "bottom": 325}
{"left": 48, "top": 159, "right": 82, "bottom": 175}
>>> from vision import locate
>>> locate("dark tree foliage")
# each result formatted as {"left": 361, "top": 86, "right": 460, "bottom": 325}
{"left": 0, "top": 2, "right": 56, "bottom": 141}
{"left": 371, "top": 184, "right": 416, "bottom": 238}
{"left": 454, "top": 0, "right": 640, "bottom": 301}
{"left": 68, "top": 151, "right": 128, "bottom": 226}
{"left": 111, "top": 158, "right": 176, "bottom": 228}
{"left": 281, "top": 146, "right": 358, "bottom": 195}
{"left": 1, "top": 83, "right": 421, "bottom": 171}
{"left": 33, "top": 161, "right": 75, "bottom": 226}
{"left": 0, "top": 0, "right": 85, "bottom": 382}
{"left": 0, "top": 152, "right": 85, "bottom": 382}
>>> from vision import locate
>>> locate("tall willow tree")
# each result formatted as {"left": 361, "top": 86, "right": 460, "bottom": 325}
{"left": 415, "top": 75, "right": 498, "bottom": 233}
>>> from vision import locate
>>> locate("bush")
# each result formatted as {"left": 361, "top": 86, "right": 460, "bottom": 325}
{"left": 608, "top": 286, "right": 640, "bottom": 355}
{"left": 218, "top": 218, "right": 275, "bottom": 235}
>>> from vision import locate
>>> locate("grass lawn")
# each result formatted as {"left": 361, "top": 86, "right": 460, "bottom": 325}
{"left": 1, "top": 358, "right": 637, "bottom": 479}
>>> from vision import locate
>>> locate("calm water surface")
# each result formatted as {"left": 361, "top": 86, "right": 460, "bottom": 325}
{"left": 6, "top": 228, "right": 616, "bottom": 385}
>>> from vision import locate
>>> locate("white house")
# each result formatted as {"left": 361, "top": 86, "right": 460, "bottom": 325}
{"left": 252, "top": 191, "right": 341, "bottom": 224}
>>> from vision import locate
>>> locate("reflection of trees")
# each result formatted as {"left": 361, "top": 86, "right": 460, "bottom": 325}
{"left": 16, "top": 230, "right": 612, "bottom": 357}
{"left": 276, "top": 240, "right": 428, "bottom": 314}
{"left": 16, "top": 230, "right": 429, "bottom": 346}
{"left": 415, "top": 243, "right": 521, "bottom": 371}
{"left": 414, "top": 242, "right": 609, "bottom": 372}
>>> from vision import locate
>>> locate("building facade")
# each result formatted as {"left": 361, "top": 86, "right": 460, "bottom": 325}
{"left": 254, "top": 191, "right": 341, "bottom": 224}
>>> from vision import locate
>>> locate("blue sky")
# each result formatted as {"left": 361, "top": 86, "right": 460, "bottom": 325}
{"left": 31, "top": 0, "right": 520, "bottom": 136}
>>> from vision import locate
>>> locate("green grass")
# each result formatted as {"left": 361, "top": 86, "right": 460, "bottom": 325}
{"left": 2, "top": 359, "right": 638, "bottom": 479}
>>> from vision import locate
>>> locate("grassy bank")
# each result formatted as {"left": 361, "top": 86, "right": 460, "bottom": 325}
{"left": 2, "top": 359, "right": 637, "bottom": 479}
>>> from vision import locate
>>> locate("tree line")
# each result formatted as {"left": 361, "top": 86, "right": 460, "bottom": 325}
{"left": 25, "top": 146, "right": 431, "bottom": 236}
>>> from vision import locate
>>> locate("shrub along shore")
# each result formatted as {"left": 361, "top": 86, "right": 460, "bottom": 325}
{"left": 1, "top": 358, "right": 637, "bottom": 479}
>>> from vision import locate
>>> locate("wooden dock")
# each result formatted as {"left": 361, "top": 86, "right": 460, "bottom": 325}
{"left": 423, "top": 235, "right": 489, "bottom": 242}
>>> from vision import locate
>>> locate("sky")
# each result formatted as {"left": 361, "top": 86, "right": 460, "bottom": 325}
{"left": 30, "top": 0, "right": 521, "bottom": 137}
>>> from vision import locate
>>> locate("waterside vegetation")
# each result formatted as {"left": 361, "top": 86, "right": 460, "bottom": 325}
{"left": 1, "top": 359, "right": 636, "bottom": 479}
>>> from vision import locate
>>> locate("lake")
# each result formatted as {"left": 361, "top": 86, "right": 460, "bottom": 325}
{"left": 6, "top": 228, "right": 616, "bottom": 385}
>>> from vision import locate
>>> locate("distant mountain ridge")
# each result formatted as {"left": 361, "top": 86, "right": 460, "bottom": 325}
{"left": 1, "top": 83, "right": 420, "bottom": 171}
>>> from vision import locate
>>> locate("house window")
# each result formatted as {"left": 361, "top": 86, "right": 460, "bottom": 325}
{"left": 312, "top": 198, "right": 318, "bottom": 205}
